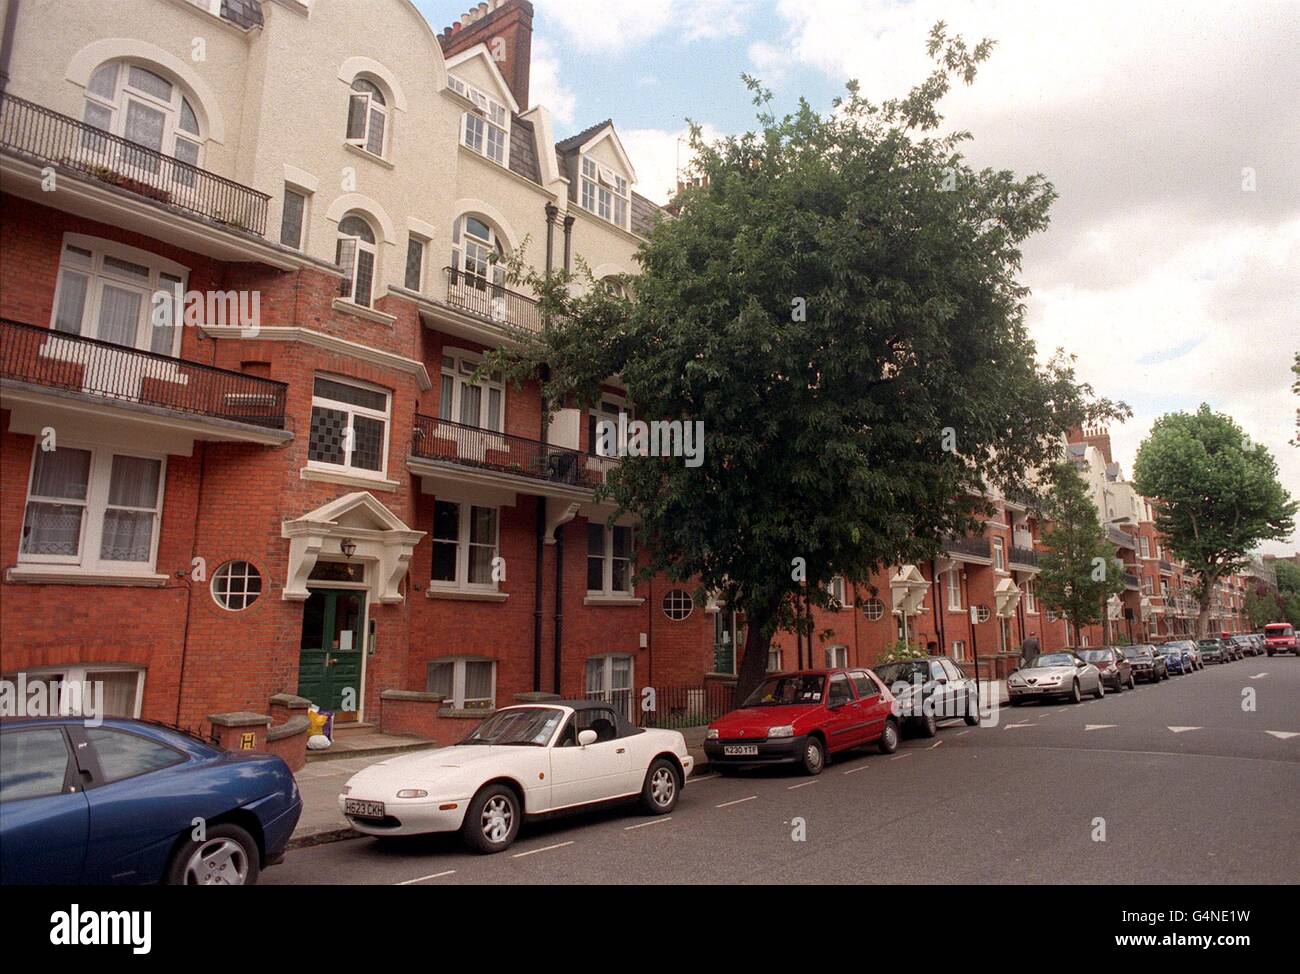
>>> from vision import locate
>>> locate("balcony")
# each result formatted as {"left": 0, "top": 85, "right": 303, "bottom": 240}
{"left": 1158, "top": 559, "right": 1174, "bottom": 573}
{"left": 0, "top": 318, "right": 287, "bottom": 433}
{"left": 1107, "top": 526, "right": 1137, "bottom": 549}
{"left": 411, "top": 414, "right": 615, "bottom": 491}
{"left": 1121, "top": 571, "right": 1140, "bottom": 590}
{"left": 440, "top": 267, "right": 544, "bottom": 334}
{"left": 944, "top": 535, "right": 992, "bottom": 561}
{"left": 1009, "top": 546, "right": 1040, "bottom": 569}
{"left": 0, "top": 92, "right": 269, "bottom": 235}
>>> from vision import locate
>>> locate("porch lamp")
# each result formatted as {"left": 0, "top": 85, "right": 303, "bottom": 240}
{"left": 340, "top": 538, "right": 357, "bottom": 559}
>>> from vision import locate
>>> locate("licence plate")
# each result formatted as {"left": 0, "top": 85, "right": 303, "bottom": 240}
{"left": 723, "top": 744, "right": 759, "bottom": 756}
{"left": 344, "top": 798, "right": 385, "bottom": 819}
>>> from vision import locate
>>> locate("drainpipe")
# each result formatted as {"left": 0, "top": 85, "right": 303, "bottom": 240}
{"left": 0, "top": 0, "right": 19, "bottom": 94}
{"left": 544, "top": 203, "right": 558, "bottom": 274}
{"left": 932, "top": 560, "right": 946, "bottom": 654}
{"left": 174, "top": 440, "right": 208, "bottom": 727}
{"left": 562, "top": 214, "right": 575, "bottom": 273}
{"left": 553, "top": 523, "right": 564, "bottom": 694}
{"left": 532, "top": 205, "right": 559, "bottom": 692}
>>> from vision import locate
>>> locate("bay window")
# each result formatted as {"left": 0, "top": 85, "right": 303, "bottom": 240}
{"left": 307, "top": 376, "right": 390, "bottom": 476}
{"left": 20, "top": 444, "right": 164, "bottom": 573}
{"left": 431, "top": 501, "right": 499, "bottom": 591}
{"left": 587, "top": 522, "right": 634, "bottom": 596}
{"left": 427, "top": 658, "right": 495, "bottom": 710}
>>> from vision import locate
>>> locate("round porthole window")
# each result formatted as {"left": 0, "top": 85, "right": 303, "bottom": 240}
{"left": 212, "top": 560, "right": 263, "bottom": 611}
{"left": 861, "top": 597, "right": 886, "bottom": 621}
{"left": 662, "top": 588, "right": 694, "bottom": 621}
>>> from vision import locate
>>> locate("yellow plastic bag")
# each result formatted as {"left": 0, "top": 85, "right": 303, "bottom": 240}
{"left": 306, "top": 710, "right": 328, "bottom": 737}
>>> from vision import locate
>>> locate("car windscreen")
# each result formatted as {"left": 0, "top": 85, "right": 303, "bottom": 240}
{"left": 1028, "top": 654, "right": 1074, "bottom": 668}
{"left": 1078, "top": 650, "right": 1109, "bottom": 662}
{"left": 459, "top": 707, "right": 565, "bottom": 746}
{"left": 872, "top": 661, "right": 929, "bottom": 685}
{"left": 742, "top": 675, "right": 825, "bottom": 707}
{"left": 1122, "top": 647, "right": 1151, "bottom": 659}
{"left": 1196, "top": 641, "right": 1219, "bottom": 648}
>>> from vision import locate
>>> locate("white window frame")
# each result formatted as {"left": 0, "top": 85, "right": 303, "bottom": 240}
{"left": 992, "top": 537, "right": 1005, "bottom": 572}
{"left": 1023, "top": 578, "right": 1037, "bottom": 614}
{"left": 828, "top": 576, "right": 850, "bottom": 607}
{"left": 766, "top": 647, "right": 783, "bottom": 672}
{"left": 430, "top": 500, "right": 500, "bottom": 592}
{"left": 587, "top": 522, "right": 634, "bottom": 596}
{"left": 426, "top": 657, "right": 496, "bottom": 710}
{"left": 306, "top": 374, "right": 391, "bottom": 478}
{"left": 280, "top": 185, "right": 310, "bottom": 252}
{"left": 438, "top": 349, "right": 504, "bottom": 432}
{"left": 18, "top": 442, "right": 166, "bottom": 574}
{"left": 584, "top": 654, "right": 634, "bottom": 719}
{"left": 579, "top": 156, "right": 629, "bottom": 229}
{"left": 336, "top": 213, "right": 378, "bottom": 307}
{"left": 452, "top": 215, "right": 505, "bottom": 287}
{"left": 345, "top": 77, "right": 388, "bottom": 157}
{"left": 587, "top": 396, "right": 628, "bottom": 457}
{"left": 952, "top": 639, "right": 967, "bottom": 662}
{"left": 82, "top": 61, "right": 203, "bottom": 174}
{"left": 946, "top": 569, "right": 962, "bottom": 611}
{"left": 450, "top": 75, "right": 510, "bottom": 167}
{"left": 824, "top": 644, "right": 848, "bottom": 668}
{"left": 0, "top": 664, "right": 146, "bottom": 719}
{"left": 50, "top": 235, "right": 188, "bottom": 356}
{"left": 1140, "top": 536, "right": 1151, "bottom": 558}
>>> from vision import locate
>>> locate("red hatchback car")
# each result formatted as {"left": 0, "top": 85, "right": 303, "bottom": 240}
{"left": 704, "top": 669, "right": 899, "bottom": 775}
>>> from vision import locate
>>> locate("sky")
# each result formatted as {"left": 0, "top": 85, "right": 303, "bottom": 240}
{"left": 417, "top": 0, "right": 1300, "bottom": 555}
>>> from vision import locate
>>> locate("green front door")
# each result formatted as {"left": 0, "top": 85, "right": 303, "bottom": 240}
{"left": 297, "top": 588, "right": 366, "bottom": 714}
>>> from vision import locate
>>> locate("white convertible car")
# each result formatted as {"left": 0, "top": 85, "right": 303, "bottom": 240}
{"left": 339, "top": 700, "right": 694, "bottom": 853}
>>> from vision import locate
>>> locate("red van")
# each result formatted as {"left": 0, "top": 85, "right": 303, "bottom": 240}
{"left": 704, "top": 669, "right": 898, "bottom": 775}
{"left": 1263, "top": 623, "right": 1298, "bottom": 656}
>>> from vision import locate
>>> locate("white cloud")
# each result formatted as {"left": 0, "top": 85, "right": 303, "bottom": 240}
{"left": 621, "top": 122, "right": 728, "bottom": 205}
{"left": 529, "top": 36, "right": 576, "bottom": 124}
{"left": 747, "top": 41, "right": 789, "bottom": 84}
{"left": 540, "top": 0, "right": 752, "bottom": 52}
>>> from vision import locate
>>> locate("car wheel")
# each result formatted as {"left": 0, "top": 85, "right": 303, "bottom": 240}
{"left": 1161, "top": 669, "right": 1169, "bottom": 680}
{"left": 800, "top": 737, "right": 827, "bottom": 775}
{"left": 1127, "top": 672, "right": 1136, "bottom": 690}
{"left": 165, "top": 823, "right": 259, "bottom": 886}
{"left": 641, "top": 758, "right": 681, "bottom": 814}
{"left": 1069, "top": 680, "right": 1082, "bottom": 704}
{"left": 878, "top": 719, "right": 900, "bottom": 754}
{"left": 964, "top": 691, "right": 980, "bottom": 726}
{"left": 918, "top": 711, "right": 938, "bottom": 738}
{"left": 462, "top": 783, "right": 521, "bottom": 854}
{"left": 1094, "top": 678, "right": 1105, "bottom": 700}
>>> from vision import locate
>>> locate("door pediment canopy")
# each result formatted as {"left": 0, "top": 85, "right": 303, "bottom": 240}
{"left": 994, "top": 576, "right": 1022, "bottom": 618}
{"left": 282, "top": 491, "right": 424, "bottom": 604}
{"left": 890, "top": 564, "right": 928, "bottom": 617}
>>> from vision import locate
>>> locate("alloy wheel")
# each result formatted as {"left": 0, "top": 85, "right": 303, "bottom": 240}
{"left": 650, "top": 766, "right": 676, "bottom": 807}
{"left": 184, "top": 838, "right": 250, "bottom": 886}
{"left": 481, "top": 795, "right": 514, "bottom": 844}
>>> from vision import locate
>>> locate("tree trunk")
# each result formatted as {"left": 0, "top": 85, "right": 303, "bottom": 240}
{"left": 1196, "top": 573, "right": 1217, "bottom": 639}
{"left": 735, "top": 595, "right": 781, "bottom": 703}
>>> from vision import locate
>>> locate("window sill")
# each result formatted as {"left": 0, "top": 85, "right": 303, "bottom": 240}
{"left": 426, "top": 587, "right": 508, "bottom": 602}
{"left": 438, "top": 707, "right": 494, "bottom": 719}
{"left": 301, "top": 467, "right": 399, "bottom": 492}
{"left": 343, "top": 142, "right": 395, "bottom": 170}
{"left": 6, "top": 565, "right": 169, "bottom": 587}
{"left": 331, "top": 298, "right": 397, "bottom": 327}
{"left": 583, "top": 594, "right": 644, "bottom": 607}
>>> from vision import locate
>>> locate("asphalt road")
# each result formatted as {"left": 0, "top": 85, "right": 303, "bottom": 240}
{"left": 265, "top": 656, "right": 1299, "bottom": 885}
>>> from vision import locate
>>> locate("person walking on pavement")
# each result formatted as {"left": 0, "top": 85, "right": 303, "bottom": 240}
{"left": 1019, "top": 633, "right": 1040, "bottom": 667}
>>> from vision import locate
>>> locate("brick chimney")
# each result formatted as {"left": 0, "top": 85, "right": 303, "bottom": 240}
{"left": 1067, "top": 423, "right": 1113, "bottom": 465}
{"left": 438, "top": 0, "right": 535, "bottom": 109}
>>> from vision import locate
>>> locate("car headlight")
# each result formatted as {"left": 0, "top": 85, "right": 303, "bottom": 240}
{"left": 767, "top": 725, "right": 795, "bottom": 738}
{"left": 396, "top": 789, "right": 428, "bottom": 799}
{"left": 706, "top": 728, "right": 719, "bottom": 740}
{"left": 1008, "top": 676, "right": 1024, "bottom": 686}
{"left": 1040, "top": 676, "right": 1061, "bottom": 685}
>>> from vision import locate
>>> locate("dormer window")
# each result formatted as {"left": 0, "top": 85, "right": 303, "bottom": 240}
{"left": 346, "top": 77, "right": 387, "bottom": 157}
{"left": 580, "top": 157, "right": 628, "bottom": 228}
{"left": 450, "top": 75, "right": 509, "bottom": 166}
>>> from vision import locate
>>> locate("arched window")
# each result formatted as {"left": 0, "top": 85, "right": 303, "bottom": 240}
{"left": 83, "top": 62, "right": 203, "bottom": 176}
{"left": 346, "top": 77, "right": 387, "bottom": 156}
{"left": 336, "top": 212, "right": 377, "bottom": 307}
{"left": 451, "top": 215, "right": 504, "bottom": 287}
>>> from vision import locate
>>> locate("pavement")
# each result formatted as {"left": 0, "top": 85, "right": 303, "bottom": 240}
{"left": 266, "top": 662, "right": 1297, "bottom": 883}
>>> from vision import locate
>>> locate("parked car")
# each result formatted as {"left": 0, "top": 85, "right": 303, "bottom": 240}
{"left": 1123, "top": 645, "right": 1169, "bottom": 683}
{"left": 340, "top": 701, "right": 692, "bottom": 853}
{"left": 872, "top": 656, "right": 981, "bottom": 737}
{"left": 1078, "top": 647, "right": 1135, "bottom": 691}
{"left": 706, "top": 668, "right": 899, "bottom": 775}
{"left": 0, "top": 717, "right": 301, "bottom": 885}
{"left": 1249, "top": 634, "right": 1268, "bottom": 655}
{"left": 1008, "top": 651, "right": 1105, "bottom": 705}
{"left": 1263, "top": 623, "right": 1298, "bottom": 656}
{"left": 1228, "top": 635, "right": 1258, "bottom": 658}
{"left": 1196, "top": 638, "right": 1228, "bottom": 664}
{"left": 1157, "top": 643, "right": 1194, "bottom": 674}
{"left": 1221, "top": 636, "right": 1244, "bottom": 660}
{"left": 1166, "top": 639, "right": 1203, "bottom": 670}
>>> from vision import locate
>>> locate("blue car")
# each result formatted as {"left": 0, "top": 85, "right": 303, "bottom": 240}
{"left": 0, "top": 717, "right": 301, "bottom": 885}
{"left": 1156, "top": 645, "right": 1192, "bottom": 675}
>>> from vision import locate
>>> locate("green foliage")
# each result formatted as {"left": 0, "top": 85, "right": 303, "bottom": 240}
{"left": 485, "top": 24, "right": 1127, "bottom": 697}
{"left": 1244, "top": 585, "right": 1284, "bottom": 627}
{"left": 1036, "top": 461, "right": 1126, "bottom": 640}
{"left": 1133, "top": 405, "right": 1297, "bottom": 634}
{"left": 1275, "top": 561, "right": 1300, "bottom": 626}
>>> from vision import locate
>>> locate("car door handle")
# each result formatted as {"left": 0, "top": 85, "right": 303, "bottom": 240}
{"left": 616, "top": 747, "right": 626, "bottom": 754}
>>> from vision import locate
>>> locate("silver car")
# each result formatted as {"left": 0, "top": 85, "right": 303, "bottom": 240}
{"left": 1007, "top": 650, "right": 1105, "bottom": 705}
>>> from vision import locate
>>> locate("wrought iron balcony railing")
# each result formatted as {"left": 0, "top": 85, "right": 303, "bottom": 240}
{"left": 442, "top": 267, "right": 544, "bottom": 334}
{"left": 1107, "top": 526, "right": 1137, "bottom": 549}
{"left": 412, "top": 413, "right": 615, "bottom": 489}
{"left": 1158, "top": 559, "right": 1173, "bottom": 573}
{"left": 1121, "top": 571, "right": 1140, "bottom": 590}
{"left": 0, "top": 92, "right": 269, "bottom": 234}
{"left": 944, "top": 535, "right": 992, "bottom": 560}
{"left": 0, "top": 319, "right": 287, "bottom": 429}
{"left": 1009, "top": 546, "right": 1039, "bottom": 568}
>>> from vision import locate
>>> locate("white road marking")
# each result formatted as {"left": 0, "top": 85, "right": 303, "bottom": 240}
{"left": 688, "top": 773, "right": 720, "bottom": 783}
{"left": 1005, "top": 722, "right": 1036, "bottom": 729}
{"left": 787, "top": 780, "right": 817, "bottom": 790}
{"left": 512, "top": 840, "right": 574, "bottom": 858}
{"left": 1085, "top": 724, "right": 1117, "bottom": 731}
{"left": 1251, "top": 672, "right": 1268, "bottom": 679}
{"left": 890, "top": 753, "right": 911, "bottom": 761}
{"left": 716, "top": 795, "right": 757, "bottom": 808}
{"left": 625, "top": 817, "right": 673, "bottom": 830}
{"left": 397, "top": 870, "right": 456, "bottom": 885}
{"left": 1168, "top": 726, "right": 1202, "bottom": 733}
{"left": 842, "top": 764, "right": 870, "bottom": 775}
{"left": 929, "top": 740, "right": 942, "bottom": 749}
{"left": 1265, "top": 731, "right": 1300, "bottom": 740}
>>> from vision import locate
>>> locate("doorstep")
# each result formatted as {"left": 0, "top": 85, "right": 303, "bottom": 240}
{"left": 304, "top": 730, "right": 437, "bottom": 763}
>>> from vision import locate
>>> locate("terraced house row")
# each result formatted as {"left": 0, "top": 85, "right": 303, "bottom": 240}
{"left": 0, "top": 0, "right": 1255, "bottom": 740}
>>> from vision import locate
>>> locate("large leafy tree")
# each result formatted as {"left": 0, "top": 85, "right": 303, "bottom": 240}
{"left": 1036, "top": 461, "right": 1126, "bottom": 644}
{"left": 488, "top": 25, "right": 1125, "bottom": 698}
{"left": 1133, "top": 406, "right": 1297, "bottom": 636}
{"left": 1274, "top": 561, "right": 1300, "bottom": 627}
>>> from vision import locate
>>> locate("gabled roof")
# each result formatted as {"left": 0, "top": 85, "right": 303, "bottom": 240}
{"left": 555, "top": 118, "right": 614, "bottom": 153}
{"left": 555, "top": 119, "right": 637, "bottom": 184}
{"left": 444, "top": 43, "right": 521, "bottom": 114}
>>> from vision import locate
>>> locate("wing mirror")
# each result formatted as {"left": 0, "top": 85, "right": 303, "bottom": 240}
{"left": 578, "top": 729, "right": 598, "bottom": 747}
{"left": 1075, "top": 659, "right": 1086, "bottom": 668}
